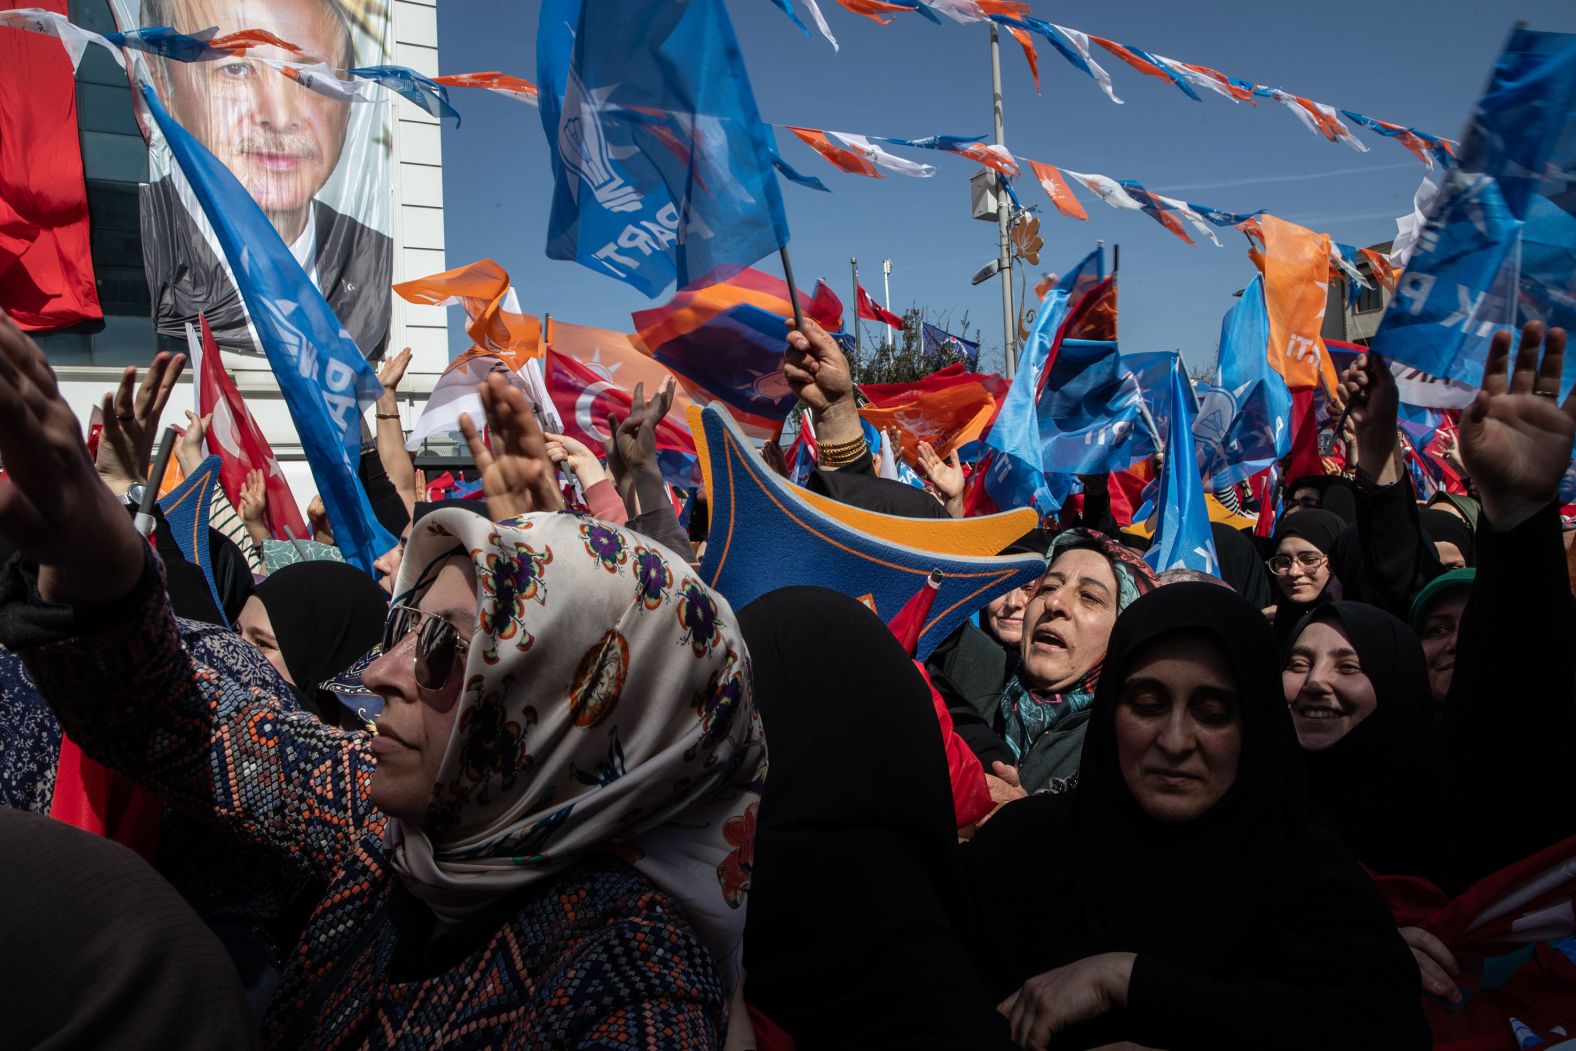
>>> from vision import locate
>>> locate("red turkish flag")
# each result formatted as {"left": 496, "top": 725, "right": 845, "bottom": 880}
{"left": 196, "top": 315, "right": 308, "bottom": 541}
{"left": 855, "top": 283, "right": 905, "bottom": 330}
{"left": 543, "top": 349, "right": 696, "bottom": 466}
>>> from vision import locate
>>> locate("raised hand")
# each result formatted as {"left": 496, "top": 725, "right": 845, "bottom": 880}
{"left": 95, "top": 350, "right": 186, "bottom": 495}
{"left": 917, "top": 440, "right": 965, "bottom": 516}
{"left": 0, "top": 309, "right": 145, "bottom": 604}
{"left": 238, "top": 466, "right": 269, "bottom": 536}
{"left": 377, "top": 346, "right": 413, "bottom": 393}
{"left": 1339, "top": 349, "right": 1401, "bottom": 483}
{"left": 175, "top": 410, "right": 214, "bottom": 477}
{"left": 610, "top": 378, "right": 677, "bottom": 473}
{"left": 307, "top": 495, "right": 334, "bottom": 544}
{"left": 459, "top": 372, "right": 565, "bottom": 522}
{"left": 1460, "top": 322, "right": 1575, "bottom": 530}
{"left": 783, "top": 317, "right": 853, "bottom": 416}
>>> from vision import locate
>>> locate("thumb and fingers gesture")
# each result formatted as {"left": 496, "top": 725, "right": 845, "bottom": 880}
{"left": 459, "top": 373, "right": 565, "bottom": 522}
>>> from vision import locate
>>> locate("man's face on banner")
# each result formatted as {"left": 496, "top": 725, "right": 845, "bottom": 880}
{"left": 158, "top": 0, "right": 354, "bottom": 243}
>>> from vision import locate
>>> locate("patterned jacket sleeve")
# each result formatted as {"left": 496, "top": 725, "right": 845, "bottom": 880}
{"left": 1, "top": 549, "right": 382, "bottom": 884}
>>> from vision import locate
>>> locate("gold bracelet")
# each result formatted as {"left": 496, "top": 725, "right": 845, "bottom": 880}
{"left": 816, "top": 435, "right": 867, "bottom": 457}
{"left": 818, "top": 438, "right": 868, "bottom": 468}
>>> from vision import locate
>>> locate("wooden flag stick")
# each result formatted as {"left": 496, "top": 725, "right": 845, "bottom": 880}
{"left": 779, "top": 246, "right": 805, "bottom": 330}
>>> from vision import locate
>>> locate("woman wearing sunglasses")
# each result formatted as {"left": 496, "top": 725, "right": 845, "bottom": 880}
{"left": 0, "top": 313, "right": 765, "bottom": 1049}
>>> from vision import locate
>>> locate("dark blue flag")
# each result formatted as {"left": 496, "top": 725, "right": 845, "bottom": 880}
{"left": 920, "top": 322, "right": 980, "bottom": 370}
{"left": 537, "top": 0, "right": 791, "bottom": 297}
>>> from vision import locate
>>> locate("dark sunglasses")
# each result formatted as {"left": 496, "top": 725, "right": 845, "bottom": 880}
{"left": 381, "top": 604, "right": 471, "bottom": 692}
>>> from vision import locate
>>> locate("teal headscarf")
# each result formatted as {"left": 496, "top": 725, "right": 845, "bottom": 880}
{"left": 998, "top": 529, "right": 1159, "bottom": 761}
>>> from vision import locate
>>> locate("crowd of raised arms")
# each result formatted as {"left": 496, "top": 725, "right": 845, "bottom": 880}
{"left": 0, "top": 304, "right": 1572, "bottom": 1051}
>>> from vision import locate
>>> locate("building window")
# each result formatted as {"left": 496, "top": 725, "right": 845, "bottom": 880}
{"left": 1355, "top": 282, "right": 1386, "bottom": 314}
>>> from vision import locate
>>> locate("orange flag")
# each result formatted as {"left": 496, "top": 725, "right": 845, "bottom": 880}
{"left": 1028, "top": 161, "right": 1089, "bottom": 221}
{"left": 785, "top": 126, "right": 882, "bottom": 177}
{"left": 859, "top": 380, "right": 998, "bottom": 462}
{"left": 1242, "top": 215, "right": 1340, "bottom": 393}
{"left": 835, "top": 0, "right": 917, "bottom": 24}
{"left": 431, "top": 71, "right": 539, "bottom": 105}
{"left": 393, "top": 258, "right": 540, "bottom": 368}
{"left": 548, "top": 320, "right": 699, "bottom": 429}
{"left": 211, "top": 29, "right": 304, "bottom": 54}
{"left": 1004, "top": 24, "right": 1040, "bottom": 92}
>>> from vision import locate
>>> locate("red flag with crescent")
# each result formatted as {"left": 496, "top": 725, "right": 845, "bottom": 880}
{"left": 196, "top": 314, "right": 308, "bottom": 541}
{"left": 544, "top": 349, "right": 697, "bottom": 474}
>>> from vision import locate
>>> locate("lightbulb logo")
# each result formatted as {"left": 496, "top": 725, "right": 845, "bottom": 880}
{"left": 558, "top": 68, "right": 642, "bottom": 215}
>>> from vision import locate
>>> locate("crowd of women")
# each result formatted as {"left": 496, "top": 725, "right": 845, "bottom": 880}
{"left": 0, "top": 302, "right": 1571, "bottom": 1049}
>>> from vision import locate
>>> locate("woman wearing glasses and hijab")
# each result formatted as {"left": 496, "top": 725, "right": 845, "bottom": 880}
{"left": 1264, "top": 509, "right": 1351, "bottom": 647}
{"left": 0, "top": 320, "right": 765, "bottom": 1049}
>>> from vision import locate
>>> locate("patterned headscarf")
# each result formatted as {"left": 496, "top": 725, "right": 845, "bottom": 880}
{"left": 998, "top": 528, "right": 1159, "bottom": 761}
{"left": 384, "top": 510, "right": 767, "bottom": 991}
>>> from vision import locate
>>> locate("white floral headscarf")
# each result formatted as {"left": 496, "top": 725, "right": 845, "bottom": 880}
{"left": 384, "top": 509, "right": 766, "bottom": 991}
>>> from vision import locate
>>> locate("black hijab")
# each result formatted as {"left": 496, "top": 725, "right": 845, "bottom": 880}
{"left": 1211, "top": 521, "right": 1271, "bottom": 610}
{"left": 1284, "top": 602, "right": 1438, "bottom": 877}
{"left": 1269, "top": 509, "right": 1350, "bottom": 646}
{"left": 1069, "top": 584, "right": 1308, "bottom": 966}
{"left": 253, "top": 562, "right": 387, "bottom": 715}
{"left": 965, "top": 584, "right": 1309, "bottom": 994}
{"left": 1419, "top": 508, "right": 1475, "bottom": 566}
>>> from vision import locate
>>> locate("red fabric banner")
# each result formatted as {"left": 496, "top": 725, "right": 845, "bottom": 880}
{"left": 0, "top": 0, "right": 101, "bottom": 329}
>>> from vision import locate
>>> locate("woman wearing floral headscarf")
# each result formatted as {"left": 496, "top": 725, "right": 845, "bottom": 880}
{"left": 988, "top": 529, "right": 1159, "bottom": 795}
{"left": 0, "top": 325, "right": 766, "bottom": 1049}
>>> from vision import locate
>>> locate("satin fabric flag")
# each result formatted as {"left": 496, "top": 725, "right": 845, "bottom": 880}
{"left": 0, "top": 1, "right": 103, "bottom": 331}
{"left": 432, "top": 71, "right": 540, "bottom": 105}
{"left": 1060, "top": 266, "right": 1117, "bottom": 342}
{"left": 142, "top": 85, "right": 393, "bottom": 572}
{"left": 785, "top": 126, "right": 882, "bottom": 177}
{"left": 1052, "top": 246, "right": 1106, "bottom": 310}
{"left": 1359, "top": 247, "right": 1398, "bottom": 292}
{"left": 195, "top": 315, "right": 309, "bottom": 542}
{"left": 1371, "top": 28, "right": 1576, "bottom": 406}
{"left": 1179, "top": 61, "right": 1256, "bottom": 103}
{"left": 538, "top": 0, "right": 790, "bottom": 297}
{"left": 1143, "top": 357, "right": 1218, "bottom": 575}
{"left": 393, "top": 259, "right": 541, "bottom": 369}
{"left": 1267, "top": 91, "right": 1368, "bottom": 152}
{"left": 1001, "top": 21, "right": 1040, "bottom": 91}
{"left": 920, "top": 322, "right": 981, "bottom": 370}
{"left": 826, "top": 131, "right": 935, "bottom": 177}
{"left": 274, "top": 62, "right": 379, "bottom": 103}
{"left": 350, "top": 65, "right": 460, "bottom": 124}
{"left": 1090, "top": 37, "right": 1202, "bottom": 100}
{"left": 405, "top": 351, "right": 524, "bottom": 453}
{"left": 1193, "top": 277, "right": 1292, "bottom": 489}
{"left": 1032, "top": 22, "right": 1121, "bottom": 104}
{"left": 981, "top": 291, "right": 1071, "bottom": 517}
{"left": 834, "top": 0, "right": 916, "bottom": 23}
{"left": 1061, "top": 170, "right": 1144, "bottom": 211}
{"left": 1156, "top": 194, "right": 1221, "bottom": 247}
{"left": 1243, "top": 214, "right": 1340, "bottom": 394}
{"left": 548, "top": 319, "right": 699, "bottom": 432}
{"left": 1028, "top": 161, "right": 1089, "bottom": 221}
{"left": 0, "top": 7, "right": 121, "bottom": 70}
{"left": 1035, "top": 327, "right": 1157, "bottom": 476}
{"left": 630, "top": 269, "right": 836, "bottom": 439}
{"left": 1341, "top": 109, "right": 1454, "bottom": 168}
{"left": 876, "top": 134, "right": 1020, "bottom": 177}
{"left": 857, "top": 371, "right": 998, "bottom": 461}
{"left": 1118, "top": 181, "right": 1194, "bottom": 245}
{"left": 104, "top": 24, "right": 227, "bottom": 60}
{"left": 208, "top": 28, "right": 305, "bottom": 54}
{"left": 856, "top": 282, "right": 905, "bottom": 328}
{"left": 545, "top": 349, "right": 699, "bottom": 486}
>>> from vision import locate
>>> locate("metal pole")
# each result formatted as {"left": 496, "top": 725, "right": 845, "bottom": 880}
{"left": 882, "top": 258, "right": 894, "bottom": 350}
{"left": 851, "top": 256, "right": 861, "bottom": 361}
{"left": 990, "top": 23, "right": 1016, "bottom": 378}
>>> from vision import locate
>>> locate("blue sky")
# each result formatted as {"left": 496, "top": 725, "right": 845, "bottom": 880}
{"left": 436, "top": 0, "right": 1576, "bottom": 375}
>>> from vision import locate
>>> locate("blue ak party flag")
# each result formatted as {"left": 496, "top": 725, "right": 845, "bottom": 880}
{"left": 142, "top": 85, "right": 394, "bottom": 573}
{"left": 537, "top": 0, "right": 791, "bottom": 297}
{"left": 1193, "top": 276, "right": 1293, "bottom": 489}
{"left": 1144, "top": 357, "right": 1218, "bottom": 575}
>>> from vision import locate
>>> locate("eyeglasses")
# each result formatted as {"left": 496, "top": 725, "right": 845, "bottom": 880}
{"left": 381, "top": 604, "right": 471, "bottom": 692}
{"left": 1267, "top": 552, "right": 1328, "bottom": 576}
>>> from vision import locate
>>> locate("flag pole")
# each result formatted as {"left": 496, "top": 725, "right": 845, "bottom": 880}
{"left": 851, "top": 256, "right": 861, "bottom": 360}
{"left": 778, "top": 246, "right": 805, "bottom": 330}
{"left": 990, "top": 22, "right": 1016, "bottom": 379}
